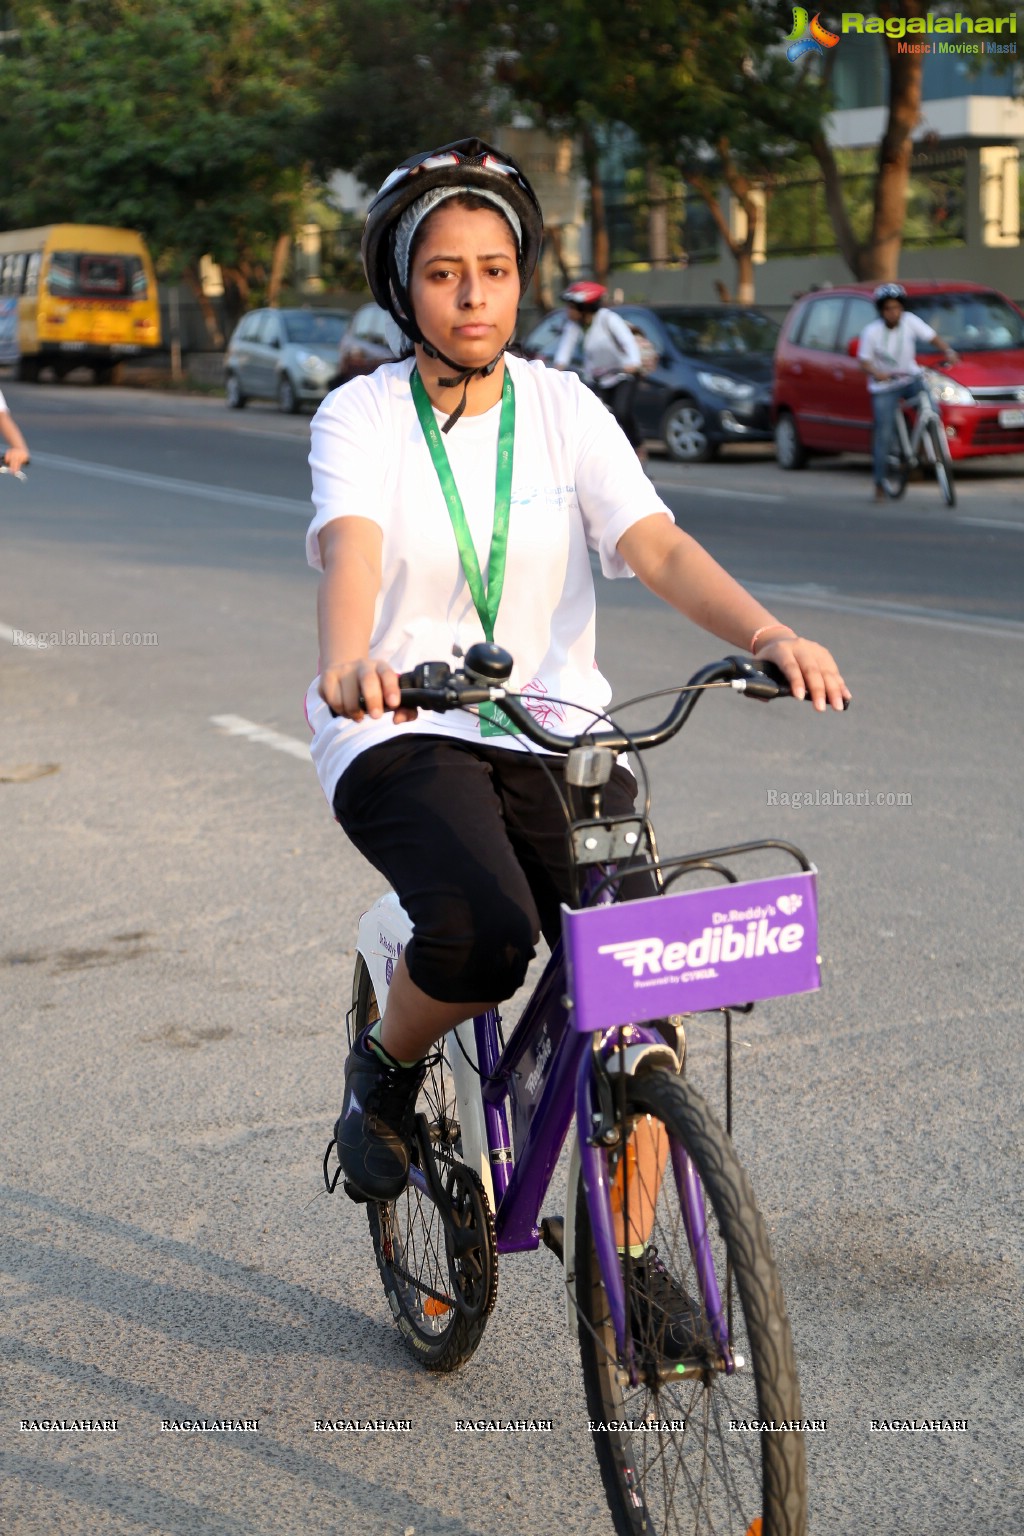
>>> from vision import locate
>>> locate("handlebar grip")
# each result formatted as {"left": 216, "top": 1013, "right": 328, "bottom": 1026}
{"left": 735, "top": 656, "right": 850, "bottom": 710}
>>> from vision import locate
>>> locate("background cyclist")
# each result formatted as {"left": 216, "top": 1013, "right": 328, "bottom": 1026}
{"left": 553, "top": 281, "right": 648, "bottom": 464}
{"left": 306, "top": 137, "right": 849, "bottom": 1204}
{"left": 858, "top": 282, "right": 958, "bottom": 502}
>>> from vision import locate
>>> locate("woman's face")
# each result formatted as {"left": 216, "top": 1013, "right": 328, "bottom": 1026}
{"left": 408, "top": 201, "right": 520, "bottom": 368}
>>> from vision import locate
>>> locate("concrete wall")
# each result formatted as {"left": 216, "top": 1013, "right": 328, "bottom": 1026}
{"left": 611, "top": 243, "right": 1024, "bottom": 322}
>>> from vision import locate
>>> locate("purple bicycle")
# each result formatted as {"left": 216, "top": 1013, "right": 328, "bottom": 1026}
{"left": 326, "top": 645, "right": 839, "bottom": 1535}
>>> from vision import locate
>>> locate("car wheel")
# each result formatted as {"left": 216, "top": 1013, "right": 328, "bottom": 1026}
{"left": 774, "top": 410, "right": 808, "bottom": 470}
{"left": 660, "top": 397, "right": 717, "bottom": 463}
{"left": 225, "top": 372, "right": 246, "bottom": 409}
{"left": 277, "top": 374, "right": 299, "bottom": 414}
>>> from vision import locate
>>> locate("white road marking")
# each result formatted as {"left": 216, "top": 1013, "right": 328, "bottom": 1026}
{"left": 210, "top": 714, "right": 311, "bottom": 761}
{"left": 29, "top": 451, "right": 311, "bottom": 516}
{"left": 651, "top": 478, "right": 784, "bottom": 503}
{"left": 956, "top": 516, "right": 1024, "bottom": 534}
{"left": 743, "top": 581, "right": 1024, "bottom": 641}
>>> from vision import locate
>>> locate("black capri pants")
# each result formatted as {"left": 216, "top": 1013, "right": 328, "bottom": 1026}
{"left": 333, "top": 736, "right": 645, "bottom": 1005}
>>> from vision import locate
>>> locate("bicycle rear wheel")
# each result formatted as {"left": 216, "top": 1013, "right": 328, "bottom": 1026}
{"left": 574, "top": 1065, "right": 806, "bottom": 1536}
{"left": 351, "top": 957, "right": 497, "bottom": 1371}
{"left": 927, "top": 417, "right": 956, "bottom": 507}
{"left": 880, "top": 450, "right": 908, "bottom": 499}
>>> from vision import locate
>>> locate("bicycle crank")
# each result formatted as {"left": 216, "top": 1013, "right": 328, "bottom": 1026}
{"left": 412, "top": 1114, "right": 498, "bottom": 1323}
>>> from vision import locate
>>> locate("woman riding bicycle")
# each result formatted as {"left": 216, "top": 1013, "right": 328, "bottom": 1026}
{"left": 305, "top": 137, "right": 850, "bottom": 1202}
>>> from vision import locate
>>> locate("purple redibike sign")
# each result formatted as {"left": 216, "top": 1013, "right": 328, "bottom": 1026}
{"left": 561, "top": 870, "right": 820, "bottom": 1029}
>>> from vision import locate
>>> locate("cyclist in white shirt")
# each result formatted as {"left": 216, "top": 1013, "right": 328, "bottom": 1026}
{"left": 0, "top": 388, "right": 30, "bottom": 474}
{"left": 308, "top": 137, "right": 849, "bottom": 1202}
{"left": 553, "top": 281, "right": 647, "bottom": 461}
{"left": 858, "top": 283, "right": 958, "bottom": 502}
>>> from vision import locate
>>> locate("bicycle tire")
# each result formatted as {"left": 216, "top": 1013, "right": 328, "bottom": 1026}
{"left": 574, "top": 1065, "right": 807, "bottom": 1536}
{"left": 928, "top": 418, "right": 956, "bottom": 507}
{"left": 880, "top": 451, "right": 908, "bottom": 500}
{"left": 352, "top": 957, "right": 497, "bottom": 1371}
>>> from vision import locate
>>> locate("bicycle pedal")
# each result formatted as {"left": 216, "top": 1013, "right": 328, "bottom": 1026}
{"left": 541, "top": 1215, "right": 565, "bottom": 1263}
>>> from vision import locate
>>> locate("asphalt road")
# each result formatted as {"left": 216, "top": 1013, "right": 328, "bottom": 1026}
{"left": 2, "top": 379, "right": 1022, "bottom": 1536}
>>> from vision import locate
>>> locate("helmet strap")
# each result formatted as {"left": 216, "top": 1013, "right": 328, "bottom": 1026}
{"left": 427, "top": 340, "right": 509, "bottom": 432}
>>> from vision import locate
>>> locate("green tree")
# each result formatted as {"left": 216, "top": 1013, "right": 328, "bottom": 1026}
{"left": 305, "top": 1, "right": 496, "bottom": 196}
{"left": 0, "top": 0, "right": 325, "bottom": 334}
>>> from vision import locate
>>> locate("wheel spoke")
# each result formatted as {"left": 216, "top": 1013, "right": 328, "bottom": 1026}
{"left": 574, "top": 1069, "right": 805, "bottom": 1534}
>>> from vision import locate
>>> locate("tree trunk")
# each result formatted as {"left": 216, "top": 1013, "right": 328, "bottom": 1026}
{"left": 266, "top": 232, "right": 293, "bottom": 307}
{"left": 181, "top": 263, "right": 224, "bottom": 349}
{"left": 541, "top": 222, "right": 572, "bottom": 308}
{"left": 219, "top": 264, "right": 253, "bottom": 334}
{"left": 580, "top": 123, "right": 610, "bottom": 282}
{"left": 809, "top": 131, "right": 862, "bottom": 274}
{"left": 807, "top": 3, "right": 925, "bottom": 280}
{"left": 859, "top": 22, "right": 925, "bottom": 279}
{"left": 687, "top": 162, "right": 756, "bottom": 303}
{"left": 718, "top": 142, "right": 759, "bottom": 303}
{"left": 646, "top": 159, "right": 669, "bottom": 269}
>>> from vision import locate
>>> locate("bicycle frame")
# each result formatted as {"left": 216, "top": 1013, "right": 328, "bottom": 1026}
{"left": 893, "top": 380, "right": 940, "bottom": 466}
{"left": 358, "top": 897, "right": 686, "bottom": 1371}
{"left": 357, "top": 845, "right": 819, "bottom": 1375}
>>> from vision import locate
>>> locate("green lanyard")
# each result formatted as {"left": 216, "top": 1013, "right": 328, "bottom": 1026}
{"left": 411, "top": 366, "right": 518, "bottom": 735}
{"left": 410, "top": 365, "right": 515, "bottom": 642}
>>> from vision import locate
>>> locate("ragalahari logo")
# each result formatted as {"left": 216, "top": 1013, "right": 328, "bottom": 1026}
{"left": 787, "top": 7, "right": 841, "bottom": 60}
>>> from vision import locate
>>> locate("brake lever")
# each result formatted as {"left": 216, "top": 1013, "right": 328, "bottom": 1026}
{"left": 731, "top": 655, "right": 850, "bottom": 709}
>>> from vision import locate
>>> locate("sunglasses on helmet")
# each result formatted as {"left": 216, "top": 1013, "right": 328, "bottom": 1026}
{"left": 376, "top": 150, "right": 529, "bottom": 200}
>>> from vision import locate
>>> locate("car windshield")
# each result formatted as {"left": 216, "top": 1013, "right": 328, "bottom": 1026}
{"left": 282, "top": 311, "right": 349, "bottom": 345}
{"left": 659, "top": 309, "right": 779, "bottom": 356}
{"left": 907, "top": 293, "right": 1024, "bottom": 352}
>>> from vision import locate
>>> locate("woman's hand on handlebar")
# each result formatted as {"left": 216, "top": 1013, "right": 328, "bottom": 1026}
{"left": 755, "top": 636, "right": 850, "bottom": 714}
{"left": 319, "top": 659, "right": 419, "bottom": 723}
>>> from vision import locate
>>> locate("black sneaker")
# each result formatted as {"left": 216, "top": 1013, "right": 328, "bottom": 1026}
{"left": 334, "top": 1028, "right": 427, "bottom": 1202}
{"left": 627, "top": 1246, "right": 703, "bottom": 1362}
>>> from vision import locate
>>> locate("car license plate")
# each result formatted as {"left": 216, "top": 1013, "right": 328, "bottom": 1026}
{"left": 998, "top": 407, "right": 1024, "bottom": 428}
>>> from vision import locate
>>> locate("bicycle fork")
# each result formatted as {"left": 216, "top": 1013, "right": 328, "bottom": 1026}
{"left": 574, "top": 1035, "right": 737, "bottom": 1383}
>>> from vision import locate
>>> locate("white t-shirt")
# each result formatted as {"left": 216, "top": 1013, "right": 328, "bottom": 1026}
{"left": 553, "top": 309, "right": 642, "bottom": 386}
{"left": 0, "top": 388, "right": 8, "bottom": 413}
{"left": 858, "top": 313, "right": 937, "bottom": 394}
{"left": 304, "top": 351, "right": 673, "bottom": 805}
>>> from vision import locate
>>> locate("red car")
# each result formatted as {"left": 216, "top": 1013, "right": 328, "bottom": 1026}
{"left": 772, "top": 280, "right": 1024, "bottom": 467}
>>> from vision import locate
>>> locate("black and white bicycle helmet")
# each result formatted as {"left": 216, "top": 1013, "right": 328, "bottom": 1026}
{"left": 874, "top": 282, "right": 907, "bottom": 311}
{"left": 361, "top": 137, "right": 544, "bottom": 424}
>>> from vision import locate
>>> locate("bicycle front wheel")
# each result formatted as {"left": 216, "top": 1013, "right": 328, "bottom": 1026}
{"left": 351, "top": 957, "right": 497, "bottom": 1371}
{"left": 574, "top": 1065, "right": 806, "bottom": 1536}
{"left": 928, "top": 417, "right": 956, "bottom": 507}
{"left": 881, "top": 451, "right": 908, "bottom": 500}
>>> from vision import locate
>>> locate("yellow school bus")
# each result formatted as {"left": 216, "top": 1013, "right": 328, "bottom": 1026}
{"left": 0, "top": 224, "right": 161, "bottom": 382}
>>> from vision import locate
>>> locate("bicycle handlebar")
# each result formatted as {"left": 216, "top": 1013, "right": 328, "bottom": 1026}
{"left": 378, "top": 645, "right": 840, "bottom": 756}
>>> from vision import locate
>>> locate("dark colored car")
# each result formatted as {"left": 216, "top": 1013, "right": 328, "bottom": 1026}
{"left": 773, "top": 280, "right": 1024, "bottom": 467}
{"left": 522, "top": 304, "right": 779, "bottom": 462}
{"left": 225, "top": 307, "right": 350, "bottom": 413}
{"left": 332, "top": 302, "right": 399, "bottom": 386}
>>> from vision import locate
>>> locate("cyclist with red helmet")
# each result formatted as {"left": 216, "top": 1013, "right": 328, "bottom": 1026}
{"left": 554, "top": 281, "right": 646, "bottom": 461}
{"left": 306, "top": 137, "right": 849, "bottom": 1202}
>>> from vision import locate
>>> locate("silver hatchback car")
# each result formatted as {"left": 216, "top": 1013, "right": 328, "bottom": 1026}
{"left": 224, "top": 307, "right": 350, "bottom": 413}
